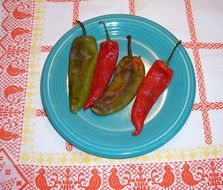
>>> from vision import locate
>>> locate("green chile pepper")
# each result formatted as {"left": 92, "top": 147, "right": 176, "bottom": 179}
{"left": 91, "top": 35, "right": 145, "bottom": 115}
{"left": 69, "top": 21, "right": 98, "bottom": 113}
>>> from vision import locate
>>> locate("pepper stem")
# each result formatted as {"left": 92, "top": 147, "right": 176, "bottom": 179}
{"left": 127, "top": 35, "right": 133, "bottom": 58}
{"left": 99, "top": 21, "right": 111, "bottom": 41}
{"left": 76, "top": 20, "right": 87, "bottom": 36}
{"left": 165, "top": 40, "right": 182, "bottom": 66}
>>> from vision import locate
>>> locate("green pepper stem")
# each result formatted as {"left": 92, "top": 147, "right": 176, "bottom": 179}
{"left": 76, "top": 20, "right": 87, "bottom": 36}
{"left": 165, "top": 40, "right": 182, "bottom": 66}
{"left": 99, "top": 21, "right": 111, "bottom": 41}
{"left": 127, "top": 35, "right": 133, "bottom": 58}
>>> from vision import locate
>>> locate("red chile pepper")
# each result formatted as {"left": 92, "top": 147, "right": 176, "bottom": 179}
{"left": 131, "top": 40, "right": 182, "bottom": 136}
{"left": 84, "top": 21, "right": 119, "bottom": 110}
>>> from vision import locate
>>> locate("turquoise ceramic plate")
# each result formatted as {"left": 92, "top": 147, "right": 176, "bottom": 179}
{"left": 41, "top": 14, "right": 196, "bottom": 159}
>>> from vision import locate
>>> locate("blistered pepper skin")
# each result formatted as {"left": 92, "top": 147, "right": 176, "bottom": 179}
{"left": 131, "top": 60, "right": 173, "bottom": 136}
{"left": 91, "top": 35, "right": 145, "bottom": 115}
{"left": 69, "top": 21, "right": 98, "bottom": 113}
{"left": 131, "top": 41, "right": 182, "bottom": 136}
{"left": 84, "top": 21, "right": 119, "bottom": 110}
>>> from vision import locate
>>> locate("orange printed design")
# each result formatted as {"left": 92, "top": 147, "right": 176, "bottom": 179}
{"left": 0, "top": 148, "right": 28, "bottom": 189}
{"left": 148, "top": 165, "right": 175, "bottom": 189}
{"left": 36, "top": 109, "right": 47, "bottom": 117}
{"left": 72, "top": 0, "right": 80, "bottom": 23}
{"left": 0, "top": 104, "right": 21, "bottom": 120}
{"left": 35, "top": 168, "right": 51, "bottom": 190}
{"left": 3, "top": 85, "right": 24, "bottom": 105}
{"left": 35, "top": 167, "right": 102, "bottom": 190}
{"left": 129, "top": 0, "right": 135, "bottom": 15}
{"left": 0, "top": 127, "right": 18, "bottom": 141}
{"left": 207, "top": 161, "right": 223, "bottom": 188}
{"left": 6, "top": 58, "right": 26, "bottom": 76}
{"left": 0, "top": 0, "right": 223, "bottom": 189}
{"left": 59, "top": 168, "right": 75, "bottom": 189}
{"left": 75, "top": 168, "right": 101, "bottom": 190}
{"left": 1, "top": 0, "right": 34, "bottom": 159}
{"left": 193, "top": 102, "right": 223, "bottom": 111}
{"left": 23, "top": 159, "right": 223, "bottom": 189}
{"left": 0, "top": 119, "right": 19, "bottom": 141}
{"left": 5, "top": 45, "right": 28, "bottom": 59}
{"left": 65, "top": 142, "right": 73, "bottom": 152}
{"left": 132, "top": 165, "right": 150, "bottom": 189}
{"left": 41, "top": 45, "right": 53, "bottom": 52}
{"left": 184, "top": 42, "right": 223, "bottom": 49}
{"left": 183, "top": 0, "right": 223, "bottom": 145}
{"left": 108, "top": 168, "right": 133, "bottom": 189}
{"left": 184, "top": 0, "right": 212, "bottom": 144}
{"left": 35, "top": 168, "right": 60, "bottom": 190}
{"left": 35, "top": 168, "right": 80, "bottom": 190}
{"left": 11, "top": 27, "right": 30, "bottom": 44}
{"left": 181, "top": 163, "right": 205, "bottom": 189}
{"left": 13, "top": 2, "right": 32, "bottom": 20}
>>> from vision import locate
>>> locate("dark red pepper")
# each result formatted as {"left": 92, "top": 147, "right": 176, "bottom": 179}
{"left": 131, "top": 40, "right": 182, "bottom": 136}
{"left": 84, "top": 21, "right": 119, "bottom": 110}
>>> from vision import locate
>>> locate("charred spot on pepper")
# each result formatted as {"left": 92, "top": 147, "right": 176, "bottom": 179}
{"left": 68, "top": 20, "right": 98, "bottom": 113}
{"left": 84, "top": 21, "right": 119, "bottom": 110}
{"left": 91, "top": 35, "right": 145, "bottom": 115}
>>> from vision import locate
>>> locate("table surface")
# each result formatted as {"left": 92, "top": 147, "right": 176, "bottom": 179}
{"left": 1, "top": 0, "right": 223, "bottom": 189}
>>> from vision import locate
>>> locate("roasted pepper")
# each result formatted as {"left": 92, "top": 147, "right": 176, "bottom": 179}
{"left": 84, "top": 21, "right": 119, "bottom": 110}
{"left": 91, "top": 35, "right": 145, "bottom": 115}
{"left": 69, "top": 21, "right": 98, "bottom": 113}
{"left": 131, "top": 40, "right": 182, "bottom": 136}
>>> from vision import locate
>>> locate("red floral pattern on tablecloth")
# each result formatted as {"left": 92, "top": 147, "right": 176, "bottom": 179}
{"left": 0, "top": 149, "right": 222, "bottom": 189}
{"left": 0, "top": 148, "right": 28, "bottom": 190}
{"left": 1, "top": 0, "right": 223, "bottom": 189}
{"left": 0, "top": 0, "right": 35, "bottom": 160}
{"left": 17, "top": 157, "right": 223, "bottom": 189}
{"left": 184, "top": 0, "right": 223, "bottom": 145}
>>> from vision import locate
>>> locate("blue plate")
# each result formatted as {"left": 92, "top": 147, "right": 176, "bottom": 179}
{"left": 41, "top": 14, "right": 196, "bottom": 159}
